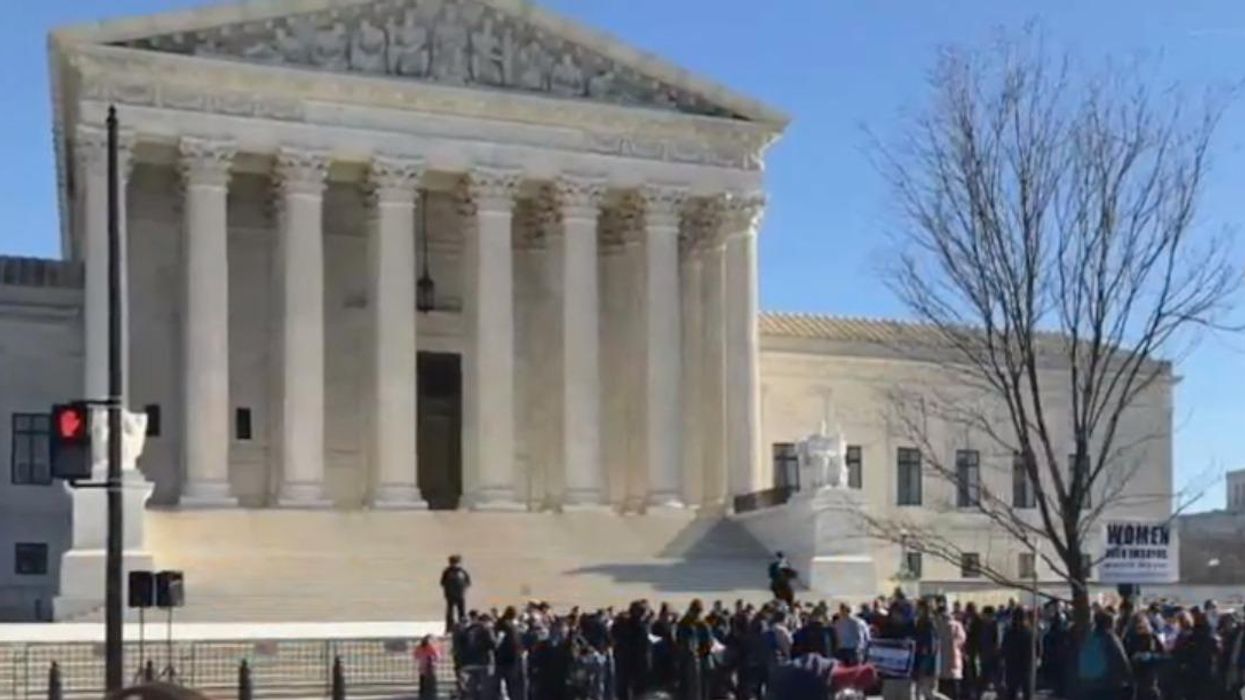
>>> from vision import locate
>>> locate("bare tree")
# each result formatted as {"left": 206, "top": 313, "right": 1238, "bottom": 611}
{"left": 867, "top": 34, "right": 1240, "bottom": 632}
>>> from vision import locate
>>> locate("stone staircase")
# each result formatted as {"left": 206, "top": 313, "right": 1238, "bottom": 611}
{"left": 88, "top": 508, "right": 772, "bottom": 622}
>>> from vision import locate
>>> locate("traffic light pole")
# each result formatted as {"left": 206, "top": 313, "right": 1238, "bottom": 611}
{"left": 105, "top": 105, "right": 125, "bottom": 693}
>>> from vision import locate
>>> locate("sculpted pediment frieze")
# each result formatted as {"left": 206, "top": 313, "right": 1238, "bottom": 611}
{"left": 111, "top": 0, "right": 746, "bottom": 120}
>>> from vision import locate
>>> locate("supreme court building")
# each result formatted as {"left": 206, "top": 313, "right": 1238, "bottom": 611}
{"left": 0, "top": 0, "right": 1174, "bottom": 621}
{"left": 51, "top": 0, "right": 784, "bottom": 512}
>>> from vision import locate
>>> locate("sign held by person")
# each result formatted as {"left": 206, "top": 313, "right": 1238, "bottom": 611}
{"left": 1099, "top": 520, "right": 1179, "bottom": 584}
{"left": 866, "top": 638, "right": 915, "bottom": 678}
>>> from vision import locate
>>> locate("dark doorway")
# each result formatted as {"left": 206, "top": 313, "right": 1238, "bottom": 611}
{"left": 418, "top": 352, "right": 463, "bottom": 510}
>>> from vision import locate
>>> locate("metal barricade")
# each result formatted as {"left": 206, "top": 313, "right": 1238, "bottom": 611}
{"left": 0, "top": 637, "right": 457, "bottom": 699}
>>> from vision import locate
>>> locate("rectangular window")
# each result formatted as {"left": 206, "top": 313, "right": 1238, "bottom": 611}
{"left": 905, "top": 551, "right": 923, "bottom": 579}
{"left": 235, "top": 408, "right": 253, "bottom": 441}
{"left": 956, "top": 449, "right": 981, "bottom": 507}
{"left": 10, "top": 413, "right": 51, "bottom": 486}
{"left": 896, "top": 448, "right": 922, "bottom": 506}
{"left": 961, "top": 552, "right": 982, "bottom": 579}
{"left": 1069, "top": 453, "right": 1092, "bottom": 509}
{"left": 1081, "top": 551, "right": 1093, "bottom": 579}
{"left": 145, "top": 404, "right": 161, "bottom": 438}
{"left": 846, "top": 445, "right": 862, "bottom": 490}
{"left": 1018, "top": 552, "right": 1036, "bottom": 580}
{"left": 1012, "top": 451, "right": 1036, "bottom": 509}
{"left": 14, "top": 543, "right": 48, "bottom": 576}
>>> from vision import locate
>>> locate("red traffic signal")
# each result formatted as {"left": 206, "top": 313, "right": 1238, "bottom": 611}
{"left": 53, "top": 403, "right": 91, "bottom": 443}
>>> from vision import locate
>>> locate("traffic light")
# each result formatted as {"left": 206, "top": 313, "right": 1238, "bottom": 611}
{"left": 50, "top": 402, "right": 93, "bottom": 480}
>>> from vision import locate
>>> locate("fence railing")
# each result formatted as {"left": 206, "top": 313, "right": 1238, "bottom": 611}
{"left": 0, "top": 637, "right": 455, "bottom": 699}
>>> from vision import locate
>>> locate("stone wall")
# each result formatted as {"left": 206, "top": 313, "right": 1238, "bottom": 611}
{"left": 0, "top": 260, "right": 82, "bottom": 620}
{"left": 758, "top": 340, "right": 1175, "bottom": 587}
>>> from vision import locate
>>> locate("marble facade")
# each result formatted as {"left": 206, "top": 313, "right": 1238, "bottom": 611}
{"left": 49, "top": 0, "right": 787, "bottom": 512}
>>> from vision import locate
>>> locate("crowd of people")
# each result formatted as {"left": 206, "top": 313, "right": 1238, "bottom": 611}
{"left": 428, "top": 555, "right": 1245, "bottom": 700}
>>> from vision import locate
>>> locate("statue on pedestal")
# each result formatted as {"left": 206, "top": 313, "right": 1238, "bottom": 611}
{"left": 89, "top": 407, "right": 149, "bottom": 477}
{"left": 797, "top": 421, "right": 846, "bottom": 491}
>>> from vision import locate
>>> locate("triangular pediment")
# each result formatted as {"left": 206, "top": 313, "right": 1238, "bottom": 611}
{"left": 60, "top": 0, "right": 785, "bottom": 124}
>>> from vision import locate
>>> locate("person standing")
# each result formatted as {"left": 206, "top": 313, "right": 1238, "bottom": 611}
{"left": 1123, "top": 612, "right": 1164, "bottom": 700}
{"left": 441, "top": 554, "right": 472, "bottom": 632}
{"left": 413, "top": 635, "right": 440, "bottom": 700}
{"left": 768, "top": 552, "right": 797, "bottom": 606}
{"left": 1075, "top": 610, "right": 1131, "bottom": 700}
{"left": 834, "top": 603, "right": 871, "bottom": 666}
{"left": 935, "top": 602, "right": 966, "bottom": 699}
{"left": 877, "top": 602, "right": 918, "bottom": 700}
{"left": 1000, "top": 607, "right": 1035, "bottom": 700}
{"left": 494, "top": 606, "right": 524, "bottom": 700}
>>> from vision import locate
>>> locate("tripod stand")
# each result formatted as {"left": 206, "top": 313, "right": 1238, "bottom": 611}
{"left": 158, "top": 607, "right": 179, "bottom": 683}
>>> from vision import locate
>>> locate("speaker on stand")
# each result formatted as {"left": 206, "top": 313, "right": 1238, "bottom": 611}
{"left": 127, "top": 571, "right": 155, "bottom": 684}
{"left": 154, "top": 570, "right": 185, "bottom": 683}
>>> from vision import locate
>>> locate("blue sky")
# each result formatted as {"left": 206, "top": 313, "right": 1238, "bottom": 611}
{"left": 4, "top": 0, "right": 1244, "bottom": 510}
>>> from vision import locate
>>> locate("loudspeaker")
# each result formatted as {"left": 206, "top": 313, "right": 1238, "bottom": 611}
{"left": 155, "top": 570, "right": 185, "bottom": 609}
{"left": 128, "top": 570, "right": 154, "bottom": 609}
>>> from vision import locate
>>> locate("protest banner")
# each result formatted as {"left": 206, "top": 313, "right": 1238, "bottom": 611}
{"left": 1099, "top": 520, "right": 1179, "bottom": 584}
{"left": 867, "top": 638, "right": 915, "bottom": 678}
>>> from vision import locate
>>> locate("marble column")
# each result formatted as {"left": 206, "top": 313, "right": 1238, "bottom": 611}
{"left": 274, "top": 147, "right": 331, "bottom": 506}
{"left": 698, "top": 201, "right": 729, "bottom": 510}
{"left": 555, "top": 175, "right": 607, "bottom": 507}
{"left": 368, "top": 155, "right": 427, "bottom": 509}
{"left": 75, "top": 124, "right": 134, "bottom": 401}
{"left": 723, "top": 194, "right": 766, "bottom": 498}
{"left": 179, "top": 136, "right": 237, "bottom": 506}
{"left": 640, "top": 185, "right": 687, "bottom": 508}
{"left": 464, "top": 168, "right": 522, "bottom": 510}
{"left": 679, "top": 204, "right": 712, "bottom": 507}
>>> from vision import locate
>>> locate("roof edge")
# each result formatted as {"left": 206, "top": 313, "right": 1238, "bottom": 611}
{"left": 49, "top": 0, "right": 790, "bottom": 129}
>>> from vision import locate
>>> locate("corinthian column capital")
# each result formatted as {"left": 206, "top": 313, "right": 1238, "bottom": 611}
{"left": 554, "top": 173, "right": 607, "bottom": 221}
{"left": 74, "top": 123, "right": 135, "bottom": 179}
{"left": 466, "top": 166, "right": 522, "bottom": 214}
{"left": 274, "top": 146, "right": 330, "bottom": 197}
{"left": 720, "top": 191, "right": 766, "bottom": 237}
{"left": 368, "top": 154, "right": 425, "bottom": 204}
{"left": 640, "top": 183, "right": 690, "bottom": 230}
{"left": 179, "top": 136, "right": 237, "bottom": 188}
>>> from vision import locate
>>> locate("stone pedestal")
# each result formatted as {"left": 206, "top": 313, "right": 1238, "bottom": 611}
{"left": 54, "top": 470, "right": 154, "bottom": 620}
{"left": 734, "top": 486, "right": 879, "bottom": 603}
{"left": 800, "top": 487, "right": 878, "bottom": 600}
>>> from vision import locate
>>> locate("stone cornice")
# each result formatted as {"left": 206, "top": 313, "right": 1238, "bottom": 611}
{"left": 66, "top": 44, "right": 777, "bottom": 171}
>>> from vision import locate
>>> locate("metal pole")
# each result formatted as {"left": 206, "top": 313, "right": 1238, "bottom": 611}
{"left": 105, "top": 105, "right": 125, "bottom": 693}
{"left": 1030, "top": 542, "right": 1039, "bottom": 700}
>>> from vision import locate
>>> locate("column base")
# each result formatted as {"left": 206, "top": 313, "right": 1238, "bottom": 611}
{"left": 563, "top": 488, "right": 607, "bottom": 510}
{"left": 277, "top": 482, "right": 332, "bottom": 508}
{"left": 647, "top": 492, "right": 686, "bottom": 512}
{"left": 468, "top": 487, "right": 525, "bottom": 512}
{"left": 372, "top": 484, "right": 428, "bottom": 510}
{"left": 622, "top": 495, "right": 647, "bottom": 514}
{"left": 180, "top": 480, "right": 237, "bottom": 508}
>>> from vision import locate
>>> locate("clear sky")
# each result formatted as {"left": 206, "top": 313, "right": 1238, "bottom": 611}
{"left": 4, "top": 0, "right": 1244, "bottom": 511}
